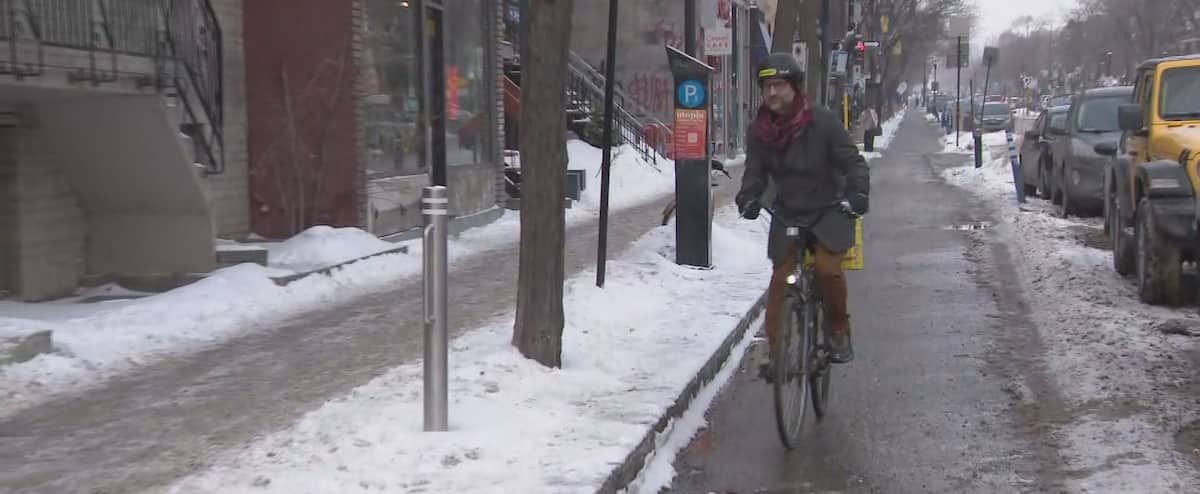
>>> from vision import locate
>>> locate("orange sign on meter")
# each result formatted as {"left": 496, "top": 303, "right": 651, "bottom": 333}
{"left": 673, "top": 108, "right": 707, "bottom": 160}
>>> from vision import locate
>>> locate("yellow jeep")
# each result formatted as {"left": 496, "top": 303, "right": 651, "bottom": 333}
{"left": 1101, "top": 54, "right": 1200, "bottom": 305}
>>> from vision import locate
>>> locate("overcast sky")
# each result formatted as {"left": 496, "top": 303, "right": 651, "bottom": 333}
{"left": 974, "top": 0, "right": 1075, "bottom": 42}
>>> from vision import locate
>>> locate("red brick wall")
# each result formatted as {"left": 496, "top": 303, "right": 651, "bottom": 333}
{"left": 245, "top": 0, "right": 359, "bottom": 239}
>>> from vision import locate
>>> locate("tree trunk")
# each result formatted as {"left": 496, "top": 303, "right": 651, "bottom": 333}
{"left": 512, "top": 0, "right": 572, "bottom": 368}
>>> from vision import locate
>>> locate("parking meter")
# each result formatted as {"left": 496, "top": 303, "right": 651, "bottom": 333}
{"left": 666, "top": 45, "right": 715, "bottom": 268}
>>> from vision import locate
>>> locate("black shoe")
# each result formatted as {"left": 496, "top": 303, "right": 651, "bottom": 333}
{"left": 829, "top": 332, "right": 855, "bottom": 364}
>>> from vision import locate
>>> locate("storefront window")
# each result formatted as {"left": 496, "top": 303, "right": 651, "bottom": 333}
{"left": 364, "top": 0, "right": 422, "bottom": 176}
{"left": 444, "top": 0, "right": 489, "bottom": 166}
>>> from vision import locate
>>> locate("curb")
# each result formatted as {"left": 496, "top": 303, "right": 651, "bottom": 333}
{"left": 596, "top": 289, "right": 769, "bottom": 494}
{"left": 270, "top": 245, "right": 410, "bottom": 286}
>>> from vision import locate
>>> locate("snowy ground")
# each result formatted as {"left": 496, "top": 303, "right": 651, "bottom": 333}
{"left": 859, "top": 107, "right": 907, "bottom": 160}
{"left": 938, "top": 130, "right": 1200, "bottom": 491}
{"left": 0, "top": 140, "right": 681, "bottom": 416}
{"left": 166, "top": 206, "right": 771, "bottom": 494}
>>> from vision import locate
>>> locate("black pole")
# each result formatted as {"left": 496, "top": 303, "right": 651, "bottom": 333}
{"left": 596, "top": 0, "right": 619, "bottom": 287}
{"left": 684, "top": 0, "right": 696, "bottom": 55}
{"left": 955, "top": 36, "right": 961, "bottom": 147}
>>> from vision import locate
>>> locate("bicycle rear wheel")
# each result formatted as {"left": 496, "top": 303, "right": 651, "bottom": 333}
{"left": 773, "top": 292, "right": 810, "bottom": 450}
{"left": 808, "top": 296, "right": 833, "bottom": 419}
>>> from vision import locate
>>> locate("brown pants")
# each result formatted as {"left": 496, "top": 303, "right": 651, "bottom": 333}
{"left": 764, "top": 241, "right": 850, "bottom": 354}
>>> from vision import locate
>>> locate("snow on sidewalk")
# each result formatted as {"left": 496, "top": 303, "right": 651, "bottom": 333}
{"left": 166, "top": 206, "right": 771, "bottom": 494}
{"left": 858, "top": 107, "right": 907, "bottom": 160}
{"left": 938, "top": 145, "right": 1200, "bottom": 491}
{"left": 0, "top": 141, "right": 678, "bottom": 416}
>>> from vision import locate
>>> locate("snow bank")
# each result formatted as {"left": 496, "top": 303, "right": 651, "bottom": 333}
{"left": 167, "top": 206, "right": 771, "bottom": 494}
{"left": 872, "top": 107, "right": 907, "bottom": 151}
{"left": 0, "top": 254, "right": 423, "bottom": 415}
{"left": 267, "top": 226, "right": 400, "bottom": 273}
{"left": 938, "top": 140, "right": 1200, "bottom": 490}
{"left": 567, "top": 139, "right": 674, "bottom": 211}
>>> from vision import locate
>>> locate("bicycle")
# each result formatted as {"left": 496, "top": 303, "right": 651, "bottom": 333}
{"left": 757, "top": 202, "right": 860, "bottom": 450}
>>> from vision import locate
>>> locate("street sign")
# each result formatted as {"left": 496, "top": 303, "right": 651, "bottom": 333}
{"left": 948, "top": 40, "right": 969, "bottom": 68}
{"left": 704, "top": 29, "right": 732, "bottom": 56}
{"left": 948, "top": 16, "right": 970, "bottom": 38}
{"left": 791, "top": 41, "right": 809, "bottom": 74}
{"left": 983, "top": 46, "right": 999, "bottom": 67}
{"left": 677, "top": 80, "right": 706, "bottom": 109}
{"left": 830, "top": 50, "right": 848, "bottom": 76}
{"left": 673, "top": 109, "right": 707, "bottom": 159}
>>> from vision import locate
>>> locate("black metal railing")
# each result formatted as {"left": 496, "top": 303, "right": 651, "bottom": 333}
{"left": 0, "top": 0, "right": 224, "bottom": 175}
{"left": 566, "top": 50, "right": 673, "bottom": 160}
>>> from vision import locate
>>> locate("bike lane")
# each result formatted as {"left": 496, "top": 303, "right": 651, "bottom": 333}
{"left": 668, "top": 112, "right": 1058, "bottom": 493}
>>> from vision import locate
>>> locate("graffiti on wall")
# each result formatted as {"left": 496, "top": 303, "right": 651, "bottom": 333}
{"left": 641, "top": 20, "right": 684, "bottom": 50}
{"left": 624, "top": 72, "right": 672, "bottom": 116}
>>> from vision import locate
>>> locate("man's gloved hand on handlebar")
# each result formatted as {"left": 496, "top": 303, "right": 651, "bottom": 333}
{"left": 736, "top": 190, "right": 762, "bottom": 220}
{"left": 842, "top": 192, "right": 869, "bottom": 216}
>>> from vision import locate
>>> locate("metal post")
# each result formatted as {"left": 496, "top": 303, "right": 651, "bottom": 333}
{"left": 596, "top": 0, "right": 618, "bottom": 288}
{"left": 955, "top": 35, "right": 961, "bottom": 147}
{"left": 422, "top": 186, "right": 449, "bottom": 432}
{"left": 1007, "top": 130, "right": 1026, "bottom": 203}
{"left": 684, "top": 0, "right": 696, "bottom": 55}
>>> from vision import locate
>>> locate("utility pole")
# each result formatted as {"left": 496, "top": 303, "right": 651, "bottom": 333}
{"left": 955, "top": 35, "right": 961, "bottom": 147}
{"left": 685, "top": 0, "right": 696, "bottom": 55}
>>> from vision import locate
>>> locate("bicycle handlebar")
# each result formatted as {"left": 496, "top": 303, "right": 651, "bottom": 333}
{"left": 754, "top": 201, "right": 861, "bottom": 230}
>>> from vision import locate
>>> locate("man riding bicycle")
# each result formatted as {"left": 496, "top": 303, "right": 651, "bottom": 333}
{"left": 736, "top": 53, "right": 871, "bottom": 371}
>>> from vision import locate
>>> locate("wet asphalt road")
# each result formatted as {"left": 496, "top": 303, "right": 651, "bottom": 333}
{"left": 668, "top": 113, "right": 1061, "bottom": 493}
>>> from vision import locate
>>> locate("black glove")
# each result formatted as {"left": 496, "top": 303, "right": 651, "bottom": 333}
{"left": 847, "top": 193, "right": 869, "bottom": 216}
{"left": 736, "top": 191, "right": 761, "bottom": 220}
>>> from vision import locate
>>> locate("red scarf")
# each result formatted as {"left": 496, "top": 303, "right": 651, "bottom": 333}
{"left": 752, "top": 95, "right": 812, "bottom": 151}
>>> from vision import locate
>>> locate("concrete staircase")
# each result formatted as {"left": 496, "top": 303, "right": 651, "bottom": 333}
{"left": 0, "top": 0, "right": 226, "bottom": 300}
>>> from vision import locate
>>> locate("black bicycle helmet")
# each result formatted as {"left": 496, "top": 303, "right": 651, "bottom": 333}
{"left": 757, "top": 52, "right": 804, "bottom": 87}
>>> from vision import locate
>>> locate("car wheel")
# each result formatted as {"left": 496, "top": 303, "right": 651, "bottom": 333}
{"left": 1052, "top": 163, "right": 1064, "bottom": 206}
{"left": 1020, "top": 156, "right": 1038, "bottom": 196}
{"left": 1135, "top": 197, "right": 1183, "bottom": 305}
{"left": 1110, "top": 185, "right": 1134, "bottom": 276}
{"left": 1038, "top": 161, "right": 1053, "bottom": 200}
{"left": 1060, "top": 167, "right": 1073, "bottom": 218}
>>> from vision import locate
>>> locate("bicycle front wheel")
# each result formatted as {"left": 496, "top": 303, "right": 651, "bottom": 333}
{"left": 773, "top": 292, "right": 810, "bottom": 450}
{"left": 809, "top": 297, "right": 833, "bottom": 419}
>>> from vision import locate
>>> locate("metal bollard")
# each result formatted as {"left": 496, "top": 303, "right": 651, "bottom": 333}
{"left": 973, "top": 128, "right": 984, "bottom": 169}
{"left": 1006, "top": 131, "right": 1026, "bottom": 204}
{"left": 421, "top": 186, "right": 449, "bottom": 431}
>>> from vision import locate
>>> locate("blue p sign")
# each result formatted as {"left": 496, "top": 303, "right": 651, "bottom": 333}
{"left": 677, "top": 80, "right": 706, "bottom": 109}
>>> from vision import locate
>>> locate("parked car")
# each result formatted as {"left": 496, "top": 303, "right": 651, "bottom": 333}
{"left": 978, "top": 102, "right": 1015, "bottom": 132}
{"left": 1050, "top": 85, "right": 1134, "bottom": 217}
{"left": 1048, "top": 94, "right": 1075, "bottom": 109}
{"left": 1019, "top": 105, "right": 1071, "bottom": 198}
{"left": 1100, "top": 54, "right": 1200, "bottom": 305}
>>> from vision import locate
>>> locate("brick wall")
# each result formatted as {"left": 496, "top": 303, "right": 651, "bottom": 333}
{"left": 0, "top": 127, "right": 86, "bottom": 300}
{"left": 244, "top": 0, "right": 359, "bottom": 239}
{"left": 492, "top": 0, "right": 508, "bottom": 208}
{"left": 208, "top": 0, "right": 250, "bottom": 237}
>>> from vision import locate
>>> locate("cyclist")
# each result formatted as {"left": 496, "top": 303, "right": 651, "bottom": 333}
{"left": 735, "top": 52, "right": 870, "bottom": 372}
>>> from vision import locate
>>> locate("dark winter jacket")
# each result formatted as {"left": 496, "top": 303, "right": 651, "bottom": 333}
{"left": 739, "top": 106, "right": 870, "bottom": 261}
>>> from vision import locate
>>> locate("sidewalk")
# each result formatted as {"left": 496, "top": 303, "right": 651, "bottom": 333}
{"left": 0, "top": 169, "right": 746, "bottom": 494}
{"left": 166, "top": 205, "right": 772, "bottom": 494}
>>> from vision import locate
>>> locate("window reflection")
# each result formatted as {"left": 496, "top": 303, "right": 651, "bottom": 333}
{"left": 445, "top": 0, "right": 488, "bottom": 167}
{"left": 363, "top": 0, "right": 422, "bottom": 176}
